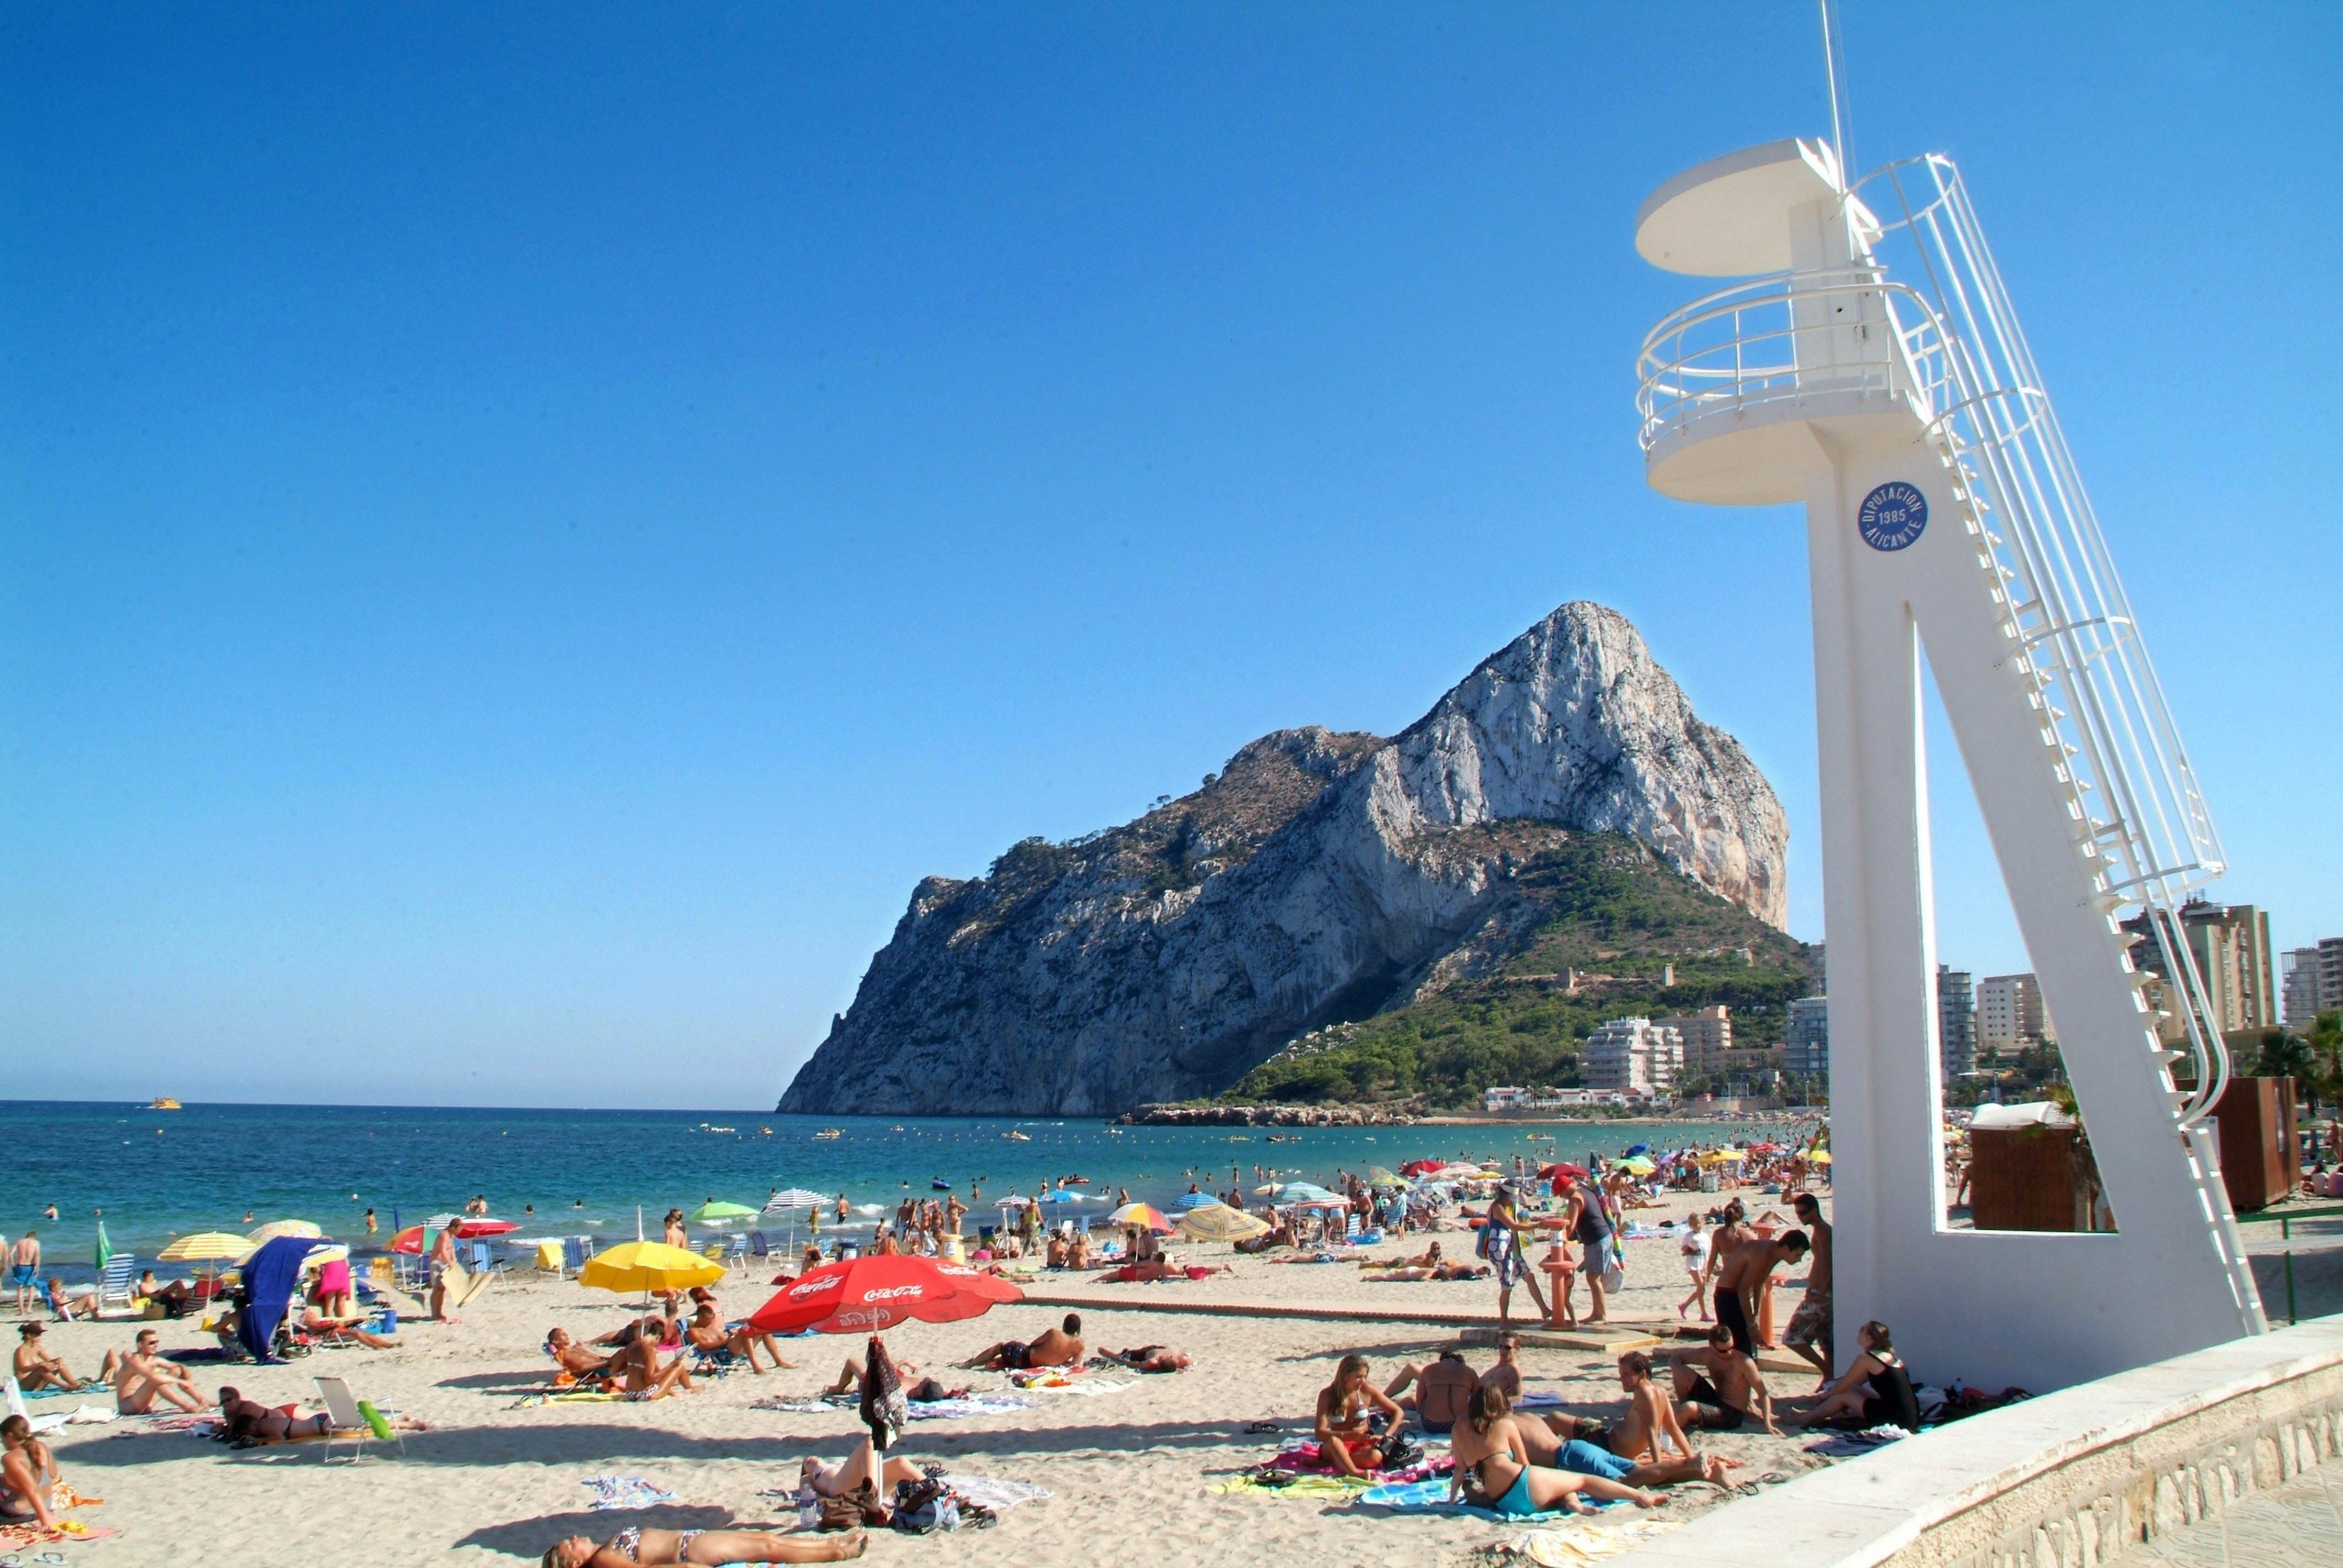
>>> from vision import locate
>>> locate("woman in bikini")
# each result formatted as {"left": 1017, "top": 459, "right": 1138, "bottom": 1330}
{"left": 1, "top": 1415, "right": 62, "bottom": 1529}
{"left": 1791, "top": 1320, "right": 1922, "bottom": 1430}
{"left": 541, "top": 1526, "right": 865, "bottom": 1566}
{"left": 1446, "top": 1385, "right": 1664, "bottom": 1518}
{"left": 1313, "top": 1353, "right": 1404, "bottom": 1478}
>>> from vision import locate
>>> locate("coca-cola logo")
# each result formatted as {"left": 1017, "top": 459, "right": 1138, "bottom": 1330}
{"left": 859, "top": 1284, "right": 925, "bottom": 1303}
{"left": 789, "top": 1274, "right": 844, "bottom": 1300}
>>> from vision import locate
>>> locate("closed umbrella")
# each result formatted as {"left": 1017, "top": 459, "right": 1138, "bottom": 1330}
{"left": 1174, "top": 1204, "right": 1271, "bottom": 1243}
{"left": 94, "top": 1221, "right": 113, "bottom": 1274}
{"left": 744, "top": 1254, "right": 1022, "bottom": 1337}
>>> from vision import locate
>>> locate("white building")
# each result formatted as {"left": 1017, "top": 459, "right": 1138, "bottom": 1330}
{"left": 1977, "top": 973, "right": 2054, "bottom": 1053}
{"left": 2284, "top": 948, "right": 2325, "bottom": 1027}
{"left": 1582, "top": 1016, "right": 1684, "bottom": 1093}
{"left": 1656, "top": 1004, "right": 1732, "bottom": 1072}
{"left": 1482, "top": 1086, "right": 1530, "bottom": 1113}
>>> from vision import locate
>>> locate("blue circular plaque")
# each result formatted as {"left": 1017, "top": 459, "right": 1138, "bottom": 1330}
{"left": 1858, "top": 481, "right": 1928, "bottom": 551}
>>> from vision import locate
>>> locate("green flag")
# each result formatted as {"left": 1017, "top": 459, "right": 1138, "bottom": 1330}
{"left": 95, "top": 1220, "right": 113, "bottom": 1272}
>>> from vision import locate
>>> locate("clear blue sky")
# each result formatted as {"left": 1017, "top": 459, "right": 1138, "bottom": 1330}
{"left": 4, "top": 4, "right": 2336, "bottom": 1107}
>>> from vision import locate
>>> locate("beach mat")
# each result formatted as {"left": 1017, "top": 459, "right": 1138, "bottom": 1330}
{"left": 1356, "top": 1477, "right": 1605, "bottom": 1523}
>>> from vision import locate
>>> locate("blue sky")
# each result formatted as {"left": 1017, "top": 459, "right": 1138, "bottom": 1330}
{"left": 4, "top": 4, "right": 2336, "bottom": 1107}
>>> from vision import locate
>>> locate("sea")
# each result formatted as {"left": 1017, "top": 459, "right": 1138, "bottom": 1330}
{"left": 0, "top": 1101, "right": 1811, "bottom": 1281}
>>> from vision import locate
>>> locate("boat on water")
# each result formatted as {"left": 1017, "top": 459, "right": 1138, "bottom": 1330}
{"left": 813, "top": 1128, "right": 843, "bottom": 1141}
{"left": 1003, "top": 1130, "right": 1031, "bottom": 1141}
{"left": 931, "top": 1179, "right": 953, "bottom": 1190}
{"left": 150, "top": 1097, "right": 183, "bottom": 1110}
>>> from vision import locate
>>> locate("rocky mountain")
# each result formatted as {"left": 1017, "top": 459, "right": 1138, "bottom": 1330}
{"left": 777, "top": 602, "right": 1789, "bottom": 1116}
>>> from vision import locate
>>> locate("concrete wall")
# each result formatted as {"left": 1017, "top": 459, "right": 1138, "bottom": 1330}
{"left": 1610, "top": 1315, "right": 2343, "bottom": 1568}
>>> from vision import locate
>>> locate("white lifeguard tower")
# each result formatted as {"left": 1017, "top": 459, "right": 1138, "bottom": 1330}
{"left": 1632, "top": 24, "right": 2265, "bottom": 1387}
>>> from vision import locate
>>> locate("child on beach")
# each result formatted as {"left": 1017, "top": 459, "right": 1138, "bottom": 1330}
{"left": 1677, "top": 1214, "right": 1712, "bottom": 1320}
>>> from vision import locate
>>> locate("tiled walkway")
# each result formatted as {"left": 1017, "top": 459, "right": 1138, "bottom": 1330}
{"left": 2120, "top": 1461, "right": 2343, "bottom": 1564}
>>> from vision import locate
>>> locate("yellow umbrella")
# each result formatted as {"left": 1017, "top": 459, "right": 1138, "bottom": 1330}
{"left": 1174, "top": 1205, "right": 1272, "bottom": 1243}
{"left": 158, "top": 1232, "right": 256, "bottom": 1264}
{"left": 1808, "top": 1149, "right": 1833, "bottom": 1166}
{"left": 248, "top": 1219, "right": 323, "bottom": 1243}
{"left": 578, "top": 1240, "right": 725, "bottom": 1295}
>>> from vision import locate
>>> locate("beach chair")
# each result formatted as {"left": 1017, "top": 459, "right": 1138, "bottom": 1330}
{"left": 723, "top": 1234, "right": 748, "bottom": 1270}
{"left": 98, "top": 1254, "right": 139, "bottom": 1314}
{"left": 468, "top": 1240, "right": 506, "bottom": 1282}
{"left": 561, "top": 1237, "right": 587, "bottom": 1278}
{"left": 701, "top": 1241, "right": 725, "bottom": 1264}
{"left": 746, "top": 1230, "right": 770, "bottom": 1262}
{"left": 313, "top": 1374, "right": 404, "bottom": 1464}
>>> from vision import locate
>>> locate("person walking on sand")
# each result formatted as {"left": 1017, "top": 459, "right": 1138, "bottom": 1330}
{"left": 8, "top": 1231, "right": 39, "bottom": 1316}
{"left": 1782, "top": 1192, "right": 1834, "bottom": 1389}
{"left": 1482, "top": 1183, "right": 1550, "bottom": 1328}
{"left": 429, "top": 1221, "right": 461, "bottom": 1324}
{"left": 1676, "top": 1212, "right": 1713, "bottom": 1321}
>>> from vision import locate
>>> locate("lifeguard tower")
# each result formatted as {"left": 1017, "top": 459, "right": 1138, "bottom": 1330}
{"left": 1631, "top": 29, "right": 2265, "bottom": 1387}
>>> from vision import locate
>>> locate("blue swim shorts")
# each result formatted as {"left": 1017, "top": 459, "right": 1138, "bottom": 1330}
{"left": 1558, "top": 1439, "right": 1634, "bottom": 1482}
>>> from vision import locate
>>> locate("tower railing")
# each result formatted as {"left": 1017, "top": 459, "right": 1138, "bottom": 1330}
{"left": 1633, "top": 155, "right": 2234, "bottom": 1132}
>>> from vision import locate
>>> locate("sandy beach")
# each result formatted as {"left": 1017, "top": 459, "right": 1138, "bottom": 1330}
{"left": 21, "top": 1186, "right": 1834, "bottom": 1567}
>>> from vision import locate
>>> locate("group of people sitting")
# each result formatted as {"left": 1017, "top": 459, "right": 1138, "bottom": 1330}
{"left": 1312, "top": 1312, "right": 1920, "bottom": 1513}
{"left": 544, "top": 1286, "right": 794, "bottom": 1397}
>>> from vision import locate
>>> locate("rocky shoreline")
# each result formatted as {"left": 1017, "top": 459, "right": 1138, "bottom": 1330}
{"left": 1118, "top": 1102, "right": 1418, "bottom": 1127}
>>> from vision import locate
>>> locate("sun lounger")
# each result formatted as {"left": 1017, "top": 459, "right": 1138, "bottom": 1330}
{"left": 97, "top": 1255, "right": 139, "bottom": 1314}
{"left": 312, "top": 1374, "right": 404, "bottom": 1464}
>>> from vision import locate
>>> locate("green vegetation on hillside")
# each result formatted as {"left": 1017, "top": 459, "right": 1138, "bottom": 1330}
{"left": 1223, "top": 831, "right": 1811, "bottom": 1109}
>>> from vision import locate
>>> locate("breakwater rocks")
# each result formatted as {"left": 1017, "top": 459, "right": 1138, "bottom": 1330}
{"left": 1118, "top": 1103, "right": 1417, "bottom": 1128}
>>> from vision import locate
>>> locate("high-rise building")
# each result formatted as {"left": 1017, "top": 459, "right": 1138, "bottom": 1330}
{"left": 2119, "top": 901, "right": 2277, "bottom": 1035}
{"left": 2322, "top": 938, "right": 2343, "bottom": 1016}
{"left": 1977, "top": 973, "right": 2053, "bottom": 1054}
{"left": 2284, "top": 948, "right": 2324, "bottom": 1028}
{"left": 1808, "top": 943, "right": 1827, "bottom": 997}
{"left": 1937, "top": 966, "right": 1976, "bottom": 1079}
{"left": 1784, "top": 997, "right": 1829, "bottom": 1080}
{"left": 1582, "top": 1017, "right": 1685, "bottom": 1093}
{"left": 1656, "top": 1005, "right": 1732, "bottom": 1072}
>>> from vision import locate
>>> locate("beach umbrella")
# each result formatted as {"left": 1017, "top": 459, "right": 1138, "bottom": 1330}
{"left": 451, "top": 1218, "right": 519, "bottom": 1239}
{"left": 1398, "top": 1159, "right": 1443, "bottom": 1177}
{"left": 1107, "top": 1202, "right": 1175, "bottom": 1233}
{"left": 1617, "top": 1156, "right": 1657, "bottom": 1175}
{"left": 158, "top": 1232, "right": 257, "bottom": 1264}
{"left": 580, "top": 1240, "right": 726, "bottom": 1297}
{"left": 688, "top": 1201, "right": 759, "bottom": 1224}
{"left": 1810, "top": 1149, "right": 1833, "bottom": 1166}
{"left": 1175, "top": 1205, "right": 1271, "bottom": 1243}
{"left": 1171, "top": 1190, "right": 1220, "bottom": 1211}
{"left": 386, "top": 1225, "right": 429, "bottom": 1255}
{"left": 744, "top": 1254, "right": 1022, "bottom": 1337}
{"left": 764, "top": 1188, "right": 829, "bottom": 1212}
{"left": 1622, "top": 1143, "right": 1650, "bottom": 1157}
{"left": 1365, "top": 1167, "right": 1404, "bottom": 1188}
{"left": 248, "top": 1219, "right": 323, "bottom": 1243}
{"left": 1539, "top": 1162, "right": 1590, "bottom": 1181}
{"left": 1277, "top": 1182, "right": 1339, "bottom": 1204}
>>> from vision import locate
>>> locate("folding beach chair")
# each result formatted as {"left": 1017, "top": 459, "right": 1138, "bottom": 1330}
{"left": 723, "top": 1234, "right": 749, "bottom": 1271}
{"left": 468, "top": 1240, "right": 506, "bottom": 1282}
{"left": 561, "top": 1237, "right": 587, "bottom": 1278}
{"left": 313, "top": 1374, "right": 404, "bottom": 1464}
{"left": 746, "top": 1230, "right": 770, "bottom": 1262}
{"left": 98, "top": 1254, "right": 139, "bottom": 1314}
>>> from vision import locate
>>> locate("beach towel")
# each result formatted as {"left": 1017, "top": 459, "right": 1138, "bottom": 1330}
{"left": 585, "top": 1475, "right": 678, "bottom": 1510}
{"left": 510, "top": 1391, "right": 622, "bottom": 1409}
{"left": 239, "top": 1235, "right": 312, "bottom": 1362}
{"left": 1355, "top": 1477, "right": 1598, "bottom": 1523}
{"left": 1513, "top": 1390, "right": 1567, "bottom": 1409}
{"left": 1803, "top": 1423, "right": 1914, "bottom": 1457}
{"left": 26, "top": 1403, "right": 118, "bottom": 1434}
{"left": 1208, "top": 1473, "right": 1368, "bottom": 1500}
{"left": 750, "top": 1392, "right": 1032, "bottom": 1421}
{"left": 936, "top": 1474, "right": 1052, "bottom": 1512}
{"left": 1501, "top": 1515, "right": 1684, "bottom": 1565}
{"left": 112, "top": 1414, "right": 219, "bottom": 1438}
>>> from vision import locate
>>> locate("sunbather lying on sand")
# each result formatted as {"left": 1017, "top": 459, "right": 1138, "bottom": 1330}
{"left": 1448, "top": 1385, "right": 1665, "bottom": 1517}
{"left": 217, "top": 1386, "right": 423, "bottom": 1444}
{"left": 1366, "top": 1261, "right": 1489, "bottom": 1282}
{"left": 1525, "top": 1353, "right": 1735, "bottom": 1485}
{"left": 960, "top": 1313, "right": 1083, "bottom": 1371}
{"left": 1359, "top": 1241, "right": 1446, "bottom": 1270}
{"left": 818, "top": 1355, "right": 925, "bottom": 1397}
{"left": 800, "top": 1437, "right": 924, "bottom": 1499}
{"left": 116, "top": 1328, "right": 210, "bottom": 1414}
{"left": 542, "top": 1526, "right": 867, "bottom": 1566}
{"left": 297, "top": 1306, "right": 399, "bottom": 1348}
{"left": 1105, "top": 1344, "right": 1190, "bottom": 1373}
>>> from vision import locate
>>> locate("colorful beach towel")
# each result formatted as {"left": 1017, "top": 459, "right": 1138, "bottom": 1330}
{"left": 112, "top": 1414, "right": 219, "bottom": 1438}
{"left": 1356, "top": 1477, "right": 1600, "bottom": 1523}
{"left": 1500, "top": 1517, "right": 1685, "bottom": 1565}
{"left": 750, "top": 1392, "right": 1032, "bottom": 1420}
{"left": 584, "top": 1475, "right": 678, "bottom": 1510}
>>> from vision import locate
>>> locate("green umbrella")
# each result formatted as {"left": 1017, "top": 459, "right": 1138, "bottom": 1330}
{"left": 94, "top": 1221, "right": 113, "bottom": 1272}
{"left": 686, "top": 1201, "right": 759, "bottom": 1224}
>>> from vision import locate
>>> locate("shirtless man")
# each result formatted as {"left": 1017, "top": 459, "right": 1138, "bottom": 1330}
{"left": 959, "top": 1313, "right": 1084, "bottom": 1371}
{"left": 1315, "top": 1353, "right": 1405, "bottom": 1477}
{"left": 683, "top": 1288, "right": 792, "bottom": 1374}
{"left": 8, "top": 1231, "right": 38, "bottom": 1316}
{"left": 1670, "top": 1322, "right": 1778, "bottom": 1435}
{"left": 1782, "top": 1193, "right": 1834, "bottom": 1389}
{"left": 1528, "top": 1352, "right": 1736, "bottom": 1485}
{"left": 297, "top": 1305, "right": 400, "bottom": 1348}
{"left": 1479, "top": 1332, "right": 1524, "bottom": 1401}
{"left": 12, "top": 1324, "right": 83, "bottom": 1392}
{"left": 546, "top": 1327, "right": 623, "bottom": 1384}
{"left": 1382, "top": 1349, "right": 1480, "bottom": 1434}
{"left": 114, "top": 1329, "right": 210, "bottom": 1414}
{"left": 428, "top": 1223, "right": 460, "bottom": 1324}
{"left": 1106, "top": 1344, "right": 1191, "bottom": 1373}
{"left": 819, "top": 1353, "right": 923, "bottom": 1397}
{"left": 1711, "top": 1229, "right": 1808, "bottom": 1359}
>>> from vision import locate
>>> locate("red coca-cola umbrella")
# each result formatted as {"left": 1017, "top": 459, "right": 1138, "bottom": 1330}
{"left": 1540, "top": 1162, "right": 1590, "bottom": 1180}
{"left": 1399, "top": 1159, "right": 1445, "bottom": 1177}
{"left": 451, "top": 1218, "right": 518, "bottom": 1239}
{"left": 745, "top": 1254, "right": 1023, "bottom": 1337}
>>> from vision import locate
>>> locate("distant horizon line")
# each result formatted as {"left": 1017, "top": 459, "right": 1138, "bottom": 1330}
{"left": 0, "top": 1098, "right": 1100, "bottom": 1119}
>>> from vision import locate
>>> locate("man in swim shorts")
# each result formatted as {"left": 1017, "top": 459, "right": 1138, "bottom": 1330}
{"left": 1670, "top": 1322, "right": 1778, "bottom": 1435}
{"left": 960, "top": 1313, "right": 1083, "bottom": 1371}
{"left": 1781, "top": 1192, "right": 1834, "bottom": 1389}
{"left": 8, "top": 1231, "right": 38, "bottom": 1317}
{"left": 115, "top": 1328, "right": 211, "bottom": 1414}
{"left": 1710, "top": 1227, "right": 1808, "bottom": 1358}
{"left": 1525, "top": 1352, "right": 1736, "bottom": 1485}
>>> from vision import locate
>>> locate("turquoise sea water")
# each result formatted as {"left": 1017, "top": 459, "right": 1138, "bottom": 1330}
{"left": 0, "top": 1101, "right": 1806, "bottom": 1281}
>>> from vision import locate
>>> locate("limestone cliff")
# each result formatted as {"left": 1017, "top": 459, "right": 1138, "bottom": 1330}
{"left": 777, "top": 602, "right": 1788, "bottom": 1115}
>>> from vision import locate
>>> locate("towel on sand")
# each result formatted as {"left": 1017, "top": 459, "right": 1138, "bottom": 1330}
{"left": 1500, "top": 1517, "right": 1684, "bottom": 1565}
{"left": 585, "top": 1476, "right": 678, "bottom": 1510}
{"left": 1356, "top": 1477, "right": 1602, "bottom": 1523}
{"left": 938, "top": 1474, "right": 1051, "bottom": 1511}
{"left": 751, "top": 1392, "right": 1032, "bottom": 1420}
{"left": 1803, "top": 1424, "right": 1915, "bottom": 1457}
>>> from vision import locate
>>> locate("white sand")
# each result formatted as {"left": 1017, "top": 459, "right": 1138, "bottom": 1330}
{"left": 26, "top": 1186, "right": 1832, "bottom": 1566}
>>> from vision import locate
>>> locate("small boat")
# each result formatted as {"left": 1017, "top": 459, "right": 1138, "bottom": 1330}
{"left": 1003, "top": 1130, "right": 1031, "bottom": 1141}
{"left": 150, "top": 1097, "right": 183, "bottom": 1110}
{"left": 931, "top": 1179, "right": 953, "bottom": 1191}
{"left": 1059, "top": 1174, "right": 1090, "bottom": 1184}
{"left": 814, "top": 1128, "right": 843, "bottom": 1141}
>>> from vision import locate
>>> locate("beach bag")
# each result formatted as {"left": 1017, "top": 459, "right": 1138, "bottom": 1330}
{"left": 1600, "top": 1238, "right": 1626, "bottom": 1295}
{"left": 892, "top": 1477, "right": 958, "bottom": 1533}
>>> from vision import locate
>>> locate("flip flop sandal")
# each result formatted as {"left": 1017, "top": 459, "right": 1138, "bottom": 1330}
{"left": 1244, "top": 1420, "right": 1282, "bottom": 1433}
{"left": 34, "top": 1554, "right": 67, "bottom": 1565}
{"left": 1, "top": 1551, "right": 24, "bottom": 1566}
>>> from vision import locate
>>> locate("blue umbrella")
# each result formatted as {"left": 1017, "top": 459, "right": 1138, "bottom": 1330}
{"left": 1174, "top": 1191, "right": 1223, "bottom": 1211}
